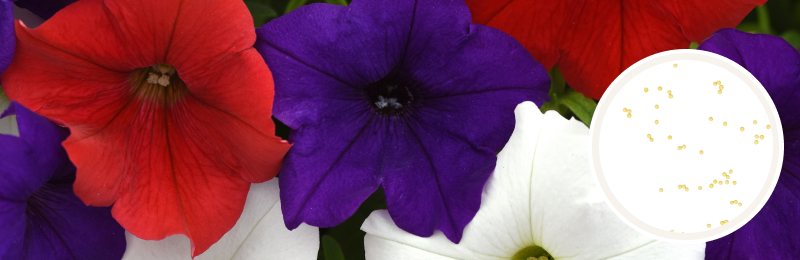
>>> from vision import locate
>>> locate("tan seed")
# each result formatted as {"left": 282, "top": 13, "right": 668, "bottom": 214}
{"left": 673, "top": 64, "right": 677, "bottom": 68}
{"left": 627, "top": 113, "right": 631, "bottom": 118}
{"left": 714, "top": 180, "right": 717, "bottom": 184}
{"left": 730, "top": 201, "right": 734, "bottom": 205}
{"left": 699, "top": 150, "right": 704, "bottom": 155}
{"left": 667, "top": 90, "right": 672, "bottom": 94}
{"left": 755, "top": 140, "right": 759, "bottom": 145}
{"left": 644, "top": 87, "right": 649, "bottom": 93}
{"left": 650, "top": 138, "right": 654, "bottom": 142}
{"left": 767, "top": 125, "right": 771, "bottom": 129}
{"left": 719, "top": 85, "right": 724, "bottom": 90}
{"left": 726, "top": 175, "right": 730, "bottom": 180}
{"left": 685, "top": 187, "right": 688, "bottom": 192}
{"left": 677, "top": 146, "right": 682, "bottom": 150}
{"left": 755, "top": 134, "right": 760, "bottom": 139}
{"left": 709, "top": 117, "right": 714, "bottom": 121}
{"left": 707, "top": 224, "right": 711, "bottom": 228}
{"left": 720, "top": 221, "right": 725, "bottom": 225}
{"left": 754, "top": 120, "right": 757, "bottom": 125}
{"left": 655, "top": 104, "right": 659, "bottom": 109}
{"left": 655, "top": 120, "right": 659, "bottom": 125}
{"left": 733, "top": 181, "right": 737, "bottom": 185}
{"left": 740, "top": 127, "right": 745, "bottom": 132}
{"left": 729, "top": 170, "right": 733, "bottom": 174}
{"left": 710, "top": 184, "right": 714, "bottom": 188}
{"left": 669, "top": 94, "right": 674, "bottom": 99}
{"left": 723, "top": 122, "right": 728, "bottom": 126}
{"left": 739, "top": 203, "right": 743, "bottom": 207}
{"left": 726, "top": 180, "right": 729, "bottom": 184}
{"left": 668, "top": 135, "right": 672, "bottom": 140}
{"left": 658, "top": 86, "right": 663, "bottom": 91}
{"left": 659, "top": 188, "right": 663, "bottom": 192}
{"left": 698, "top": 186, "right": 702, "bottom": 190}
{"left": 718, "top": 90, "right": 723, "bottom": 94}
{"left": 760, "top": 135, "right": 764, "bottom": 140}
{"left": 714, "top": 82, "right": 719, "bottom": 86}
{"left": 623, "top": 108, "right": 628, "bottom": 112}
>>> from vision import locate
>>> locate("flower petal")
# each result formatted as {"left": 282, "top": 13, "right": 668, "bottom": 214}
{"left": 0, "top": 1, "right": 12, "bottom": 73}
{"left": 398, "top": 0, "right": 549, "bottom": 152}
{"left": 363, "top": 211, "right": 471, "bottom": 260}
{"left": 255, "top": 0, "right": 414, "bottom": 128}
{"left": 278, "top": 106, "right": 382, "bottom": 229}
{"left": 698, "top": 29, "right": 800, "bottom": 259}
{"left": 122, "top": 179, "right": 320, "bottom": 260}
{"left": 363, "top": 102, "right": 705, "bottom": 259}
{"left": 465, "top": 0, "right": 764, "bottom": 99}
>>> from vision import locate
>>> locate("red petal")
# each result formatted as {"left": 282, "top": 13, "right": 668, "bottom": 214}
{"left": 465, "top": 0, "right": 764, "bottom": 99}
{"left": 1, "top": 0, "right": 289, "bottom": 256}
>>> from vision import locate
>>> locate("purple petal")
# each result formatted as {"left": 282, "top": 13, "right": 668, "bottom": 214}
{"left": 0, "top": 1, "right": 14, "bottom": 73}
{"left": 255, "top": 0, "right": 414, "bottom": 128}
{"left": 699, "top": 29, "right": 800, "bottom": 258}
{"left": 0, "top": 102, "right": 126, "bottom": 260}
{"left": 278, "top": 105, "right": 383, "bottom": 229}
{"left": 260, "top": 0, "right": 549, "bottom": 243}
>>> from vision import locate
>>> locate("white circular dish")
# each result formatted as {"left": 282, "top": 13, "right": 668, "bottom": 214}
{"left": 589, "top": 49, "right": 784, "bottom": 242}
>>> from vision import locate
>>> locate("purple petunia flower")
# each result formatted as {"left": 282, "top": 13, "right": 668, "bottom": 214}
{"left": 0, "top": 102, "right": 126, "bottom": 260}
{"left": 698, "top": 29, "right": 800, "bottom": 258}
{"left": 255, "top": 0, "right": 549, "bottom": 242}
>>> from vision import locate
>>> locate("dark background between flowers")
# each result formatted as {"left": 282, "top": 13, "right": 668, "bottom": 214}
{"left": 254, "top": 0, "right": 799, "bottom": 259}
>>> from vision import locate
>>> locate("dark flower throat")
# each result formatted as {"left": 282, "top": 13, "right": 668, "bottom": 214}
{"left": 365, "top": 77, "right": 413, "bottom": 115}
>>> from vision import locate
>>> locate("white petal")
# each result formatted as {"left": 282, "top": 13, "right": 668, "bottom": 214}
{"left": 362, "top": 101, "right": 704, "bottom": 259}
{"left": 0, "top": 95, "right": 19, "bottom": 136}
{"left": 363, "top": 211, "right": 472, "bottom": 260}
{"left": 122, "top": 179, "right": 319, "bottom": 260}
{"left": 362, "top": 102, "right": 545, "bottom": 260}
{"left": 527, "top": 112, "right": 704, "bottom": 259}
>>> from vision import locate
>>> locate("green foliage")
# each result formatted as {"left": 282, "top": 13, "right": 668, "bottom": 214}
{"left": 322, "top": 235, "right": 346, "bottom": 260}
{"left": 244, "top": 0, "right": 278, "bottom": 27}
{"left": 325, "top": 0, "right": 348, "bottom": 6}
{"left": 540, "top": 67, "right": 596, "bottom": 127}
{"left": 285, "top": 0, "right": 309, "bottom": 13}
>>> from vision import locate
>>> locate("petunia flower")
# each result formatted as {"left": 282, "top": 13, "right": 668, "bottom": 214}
{"left": 0, "top": 102, "right": 126, "bottom": 260}
{"left": 0, "top": 0, "right": 291, "bottom": 256}
{"left": 463, "top": 0, "right": 765, "bottom": 99}
{"left": 361, "top": 102, "right": 706, "bottom": 259}
{"left": 122, "top": 179, "right": 319, "bottom": 260}
{"left": 255, "top": 0, "right": 550, "bottom": 243}
{"left": 698, "top": 29, "right": 800, "bottom": 259}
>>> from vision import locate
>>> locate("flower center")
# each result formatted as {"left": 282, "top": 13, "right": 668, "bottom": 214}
{"left": 512, "top": 245, "right": 553, "bottom": 260}
{"left": 365, "top": 77, "right": 413, "bottom": 115}
{"left": 130, "top": 63, "right": 187, "bottom": 104}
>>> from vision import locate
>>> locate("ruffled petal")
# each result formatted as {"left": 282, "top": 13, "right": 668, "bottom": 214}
{"left": 363, "top": 102, "right": 705, "bottom": 259}
{"left": 698, "top": 29, "right": 800, "bottom": 259}
{"left": 464, "top": 0, "right": 764, "bottom": 99}
{"left": 278, "top": 106, "right": 383, "bottom": 229}
{"left": 122, "top": 179, "right": 320, "bottom": 260}
{"left": 255, "top": 0, "right": 414, "bottom": 128}
{"left": 398, "top": 0, "right": 549, "bottom": 152}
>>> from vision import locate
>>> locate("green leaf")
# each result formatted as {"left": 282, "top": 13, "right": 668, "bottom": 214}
{"left": 285, "top": 0, "right": 309, "bottom": 14}
{"left": 540, "top": 66, "right": 572, "bottom": 118}
{"left": 756, "top": 5, "right": 772, "bottom": 35}
{"left": 244, "top": 0, "right": 277, "bottom": 27}
{"left": 559, "top": 91, "right": 597, "bottom": 127}
{"left": 689, "top": 42, "right": 699, "bottom": 49}
{"left": 325, "top": 0, "right": 348, "bottom": 6}
{"left": 781, "top": 30, "right": 800, "bottom": 49}
{"left": 322, "top": 235, "right": 346, "bottom": 260}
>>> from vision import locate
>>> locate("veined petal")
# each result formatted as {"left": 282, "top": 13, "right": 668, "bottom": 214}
{"left": 279, "top": 105, "right": 382, "bottom": 230}
{"left": 122, "top": 179, "right": 320, "bottom": 260}
{"left": 363, "top": 102, "right": 705, "bottom": 259}
{"left": 465, "top": 0, "right": 764, "bottom": 99}
{"left": 255, "top": 0, "right": 414, "bottom": 128}
{"left": 0, "top": 1, "right": 12, "bottom": 73}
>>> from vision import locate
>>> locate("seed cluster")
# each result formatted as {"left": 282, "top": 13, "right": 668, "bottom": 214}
{"left": 629, "top": 71, "right": 770, "bottom": 233}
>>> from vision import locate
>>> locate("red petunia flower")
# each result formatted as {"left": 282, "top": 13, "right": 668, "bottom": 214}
{"left": 465, "top": 0, "right": 765, "bottom": 99}
{"left": 1, "top": 0, "right": 290, "bottom": 256}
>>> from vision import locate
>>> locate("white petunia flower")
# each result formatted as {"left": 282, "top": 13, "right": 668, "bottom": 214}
{"left": 361, "top": 101, "right": 705, "bottom": 260}
{"left": 122, "top": 178, "right": 319, "bottom": 260}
